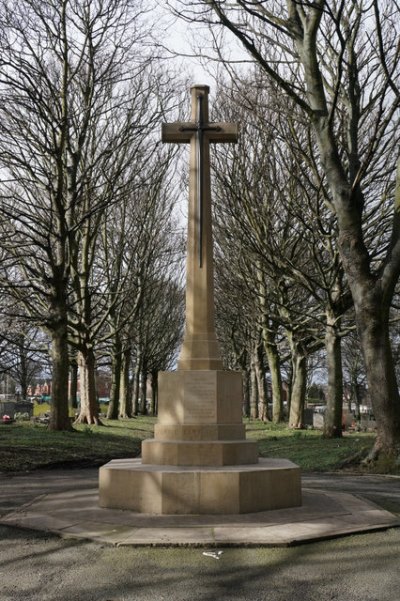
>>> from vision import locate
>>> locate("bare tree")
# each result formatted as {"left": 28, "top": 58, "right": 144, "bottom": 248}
{"left": 0, "top": 310, "right": 47, "bottom": 399}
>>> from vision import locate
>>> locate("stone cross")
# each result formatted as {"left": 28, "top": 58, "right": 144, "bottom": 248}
{"left": 162, "top": 85, "right": 238, "bottom": 371}
{"left": 99, "top": 87, "right": 301, "bottom": 516}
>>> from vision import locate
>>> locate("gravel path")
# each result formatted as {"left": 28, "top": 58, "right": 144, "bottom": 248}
{"left": 0, "top": 469, "right": 398, "bottom": 601}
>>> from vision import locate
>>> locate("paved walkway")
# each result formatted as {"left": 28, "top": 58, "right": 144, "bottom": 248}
{"left": 0, "top": 469, "right": 398, "bottom": 547}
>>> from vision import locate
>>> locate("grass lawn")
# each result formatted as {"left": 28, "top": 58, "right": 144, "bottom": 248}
{"left": 0, "top": 414, "right": 380, "bottom": 473}
{"left": 0, "top": 416, "right": 156, "bottom": 472}
{"left": 245, "top": 419, "right": 376, "bottom": 471}
{"left": 32, "top": 401, "right": 110, "bottom": 418}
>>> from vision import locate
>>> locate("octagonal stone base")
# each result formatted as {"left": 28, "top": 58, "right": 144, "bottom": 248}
{"left": 99, "top": 458, "right": 302, "bottom": 515}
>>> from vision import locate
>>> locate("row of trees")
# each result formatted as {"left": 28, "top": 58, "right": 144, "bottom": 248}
{"left": 212, "top": 77, "right": 372, "bottom": 435}
{"left": 0, "top": 0, "right": 185, "bottom": 427}
{"left": 174, "top": 0, "right": 400, "bottom": 460}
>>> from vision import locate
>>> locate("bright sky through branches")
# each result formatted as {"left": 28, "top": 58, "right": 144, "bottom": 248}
{"left": 155, "top": 2, "right": 213, "bottom": 85}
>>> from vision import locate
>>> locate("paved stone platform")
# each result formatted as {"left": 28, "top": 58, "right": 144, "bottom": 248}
{"left": 0, "top": 483, "right": 398, "bottom": 547}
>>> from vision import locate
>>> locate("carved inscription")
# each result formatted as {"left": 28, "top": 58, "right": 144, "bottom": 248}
{"left": 184, "top": 373, "right": 216, "bottom": 422}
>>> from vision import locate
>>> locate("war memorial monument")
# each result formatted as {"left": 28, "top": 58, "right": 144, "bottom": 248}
{"left": 99, "top": 85, "right": 302, "bottom": 514}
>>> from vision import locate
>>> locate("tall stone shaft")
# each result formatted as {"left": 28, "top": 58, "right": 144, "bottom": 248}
{"left": 162, "top": 85, "right": 238, "bottom": 370}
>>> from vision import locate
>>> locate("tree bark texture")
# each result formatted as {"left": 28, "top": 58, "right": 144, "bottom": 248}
{"left": 249, "top": 356, "right": 259, "bottom": 419}
{"left": 139, "top": 367, "right": 148, "bottom": 415}
{"left": 255, "top": 345, "right": 268, "bottom": 421}
{"left": 242, "top": 368, "right": 251, "bottom": 417}
{"left": 264, "top": 341, "right": 284, "bottom": 423}
{"left": 69, "top": 358, "right": 78, "bottom": 411}
{"left": 107, "top": 337, "right": 122, "bottom": 420}
{"left": 288, "top": 353, "right": 306, "bottom": 429}
{"left": 132, "top": 363, "right": 140, "bottom": 415}
{"left": 323, "top": 310, "right": 343, "bottom": 438}
{"left": 355, "top": 296, "right": 400, "bottom": 456}
{"left": 317, "top": 142, "right": 400, "bottom": 454}
{"left": 75, "top": 349, "right": 100, "bottom": 425}
{"left": 49, "top": 325, "right": 71, "bottom": 431}
{"left": 119, "top": 348, "right": 132, "bottom": 418}
{"left": 150, "top": 370, "right": 158, "bottom": 416}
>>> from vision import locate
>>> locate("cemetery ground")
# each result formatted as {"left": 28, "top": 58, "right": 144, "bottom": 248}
{"left": 0, "top": 412, "right": 386, "bottom": 474}
{"left": 0, "top": 521, "right": 399, "bottom": 601}
{"left": 1, "top": 416, "right": 400, "bottom": 600}
{"left": 0, "top": 470, "right": 399, "bottom": 601}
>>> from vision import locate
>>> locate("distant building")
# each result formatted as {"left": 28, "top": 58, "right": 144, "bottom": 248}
{"left": 27, "top": 369, "right": 112, "bottom": 402}
{"left": 27, "top": 380, "right": 51, "bottom": 398}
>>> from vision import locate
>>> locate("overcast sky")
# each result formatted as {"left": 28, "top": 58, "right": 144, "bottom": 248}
{"left": 154, "top": 4, "right": 214, "bottom": 86}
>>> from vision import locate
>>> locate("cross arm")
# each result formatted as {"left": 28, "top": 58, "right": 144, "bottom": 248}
{"left": 162, "top": 123, "right": 194, "bottom": 143}
{"left": 162, "top": 122, "right": 239, "bottom": 144}
{"left": 208, "top": 123, "right": 239, "bottom": 143}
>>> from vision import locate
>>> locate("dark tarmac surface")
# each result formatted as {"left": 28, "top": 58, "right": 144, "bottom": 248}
{"left": 0, "top": 469, "right": 399, "bottom": 601}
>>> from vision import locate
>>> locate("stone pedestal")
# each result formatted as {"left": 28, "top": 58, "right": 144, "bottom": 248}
{"left": 99, "top": 369, "right": 302, "bottom": 514}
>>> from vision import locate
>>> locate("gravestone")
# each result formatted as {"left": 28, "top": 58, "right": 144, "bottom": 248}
{"left": 99, "top": 85, "right": 301, "bottom": 514}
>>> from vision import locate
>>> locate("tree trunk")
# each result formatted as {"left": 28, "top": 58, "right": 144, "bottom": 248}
{"left": 242, "top": 368, "right": 250, "bottom": 417}
{"left": 69, "top": 357, "right": 78, "bottom": 412}
{"left": 255, "top": 344, "right": 268, "bottom": 421}
{"left": 20, "top": 371, "right": 28, "bottom": 400}
{"left": 257, "top": 272, "right": 277, "bottom": 421}
{"left": 288, "top": 353, "right": 306, "bottom": 428}
{"left": 347, "top": 388, "right": 352, "bottom": 413}
{"left": 49, "top": 325, "right": 71, "bottom": 431}
{"left": 107, "top": 336, "right": 122, "bottom": 420}
{"left": 356, "top": 299, "right": 400, "bottom": 458}
{"left": 264, "top": 341, "right": 283, "bottom": 423}
{"left": 119, "top": 347, "right": 132, "bottom": 418}
{"left": 286, "top": 362, "right": 293, "bottom": 419}
{"left": 132, "top": 361, "right": 140, "bottom": 415}
{"left": 139, "top": 366, "right": 148, "bottom": 415}
{"left": 150, "top": 370, "right": 158, "bottom": 416}
{"left": 250, "top": 351, "right": 258, "bottom": 419}
{"left": 323, "top": 310, "right": 343, "bottom": 438}
{"left": 74, "top": 348, "right": 100, "bottom": 425}
{"left": 352, "top": 380, "right": 361, "bottom": 421}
